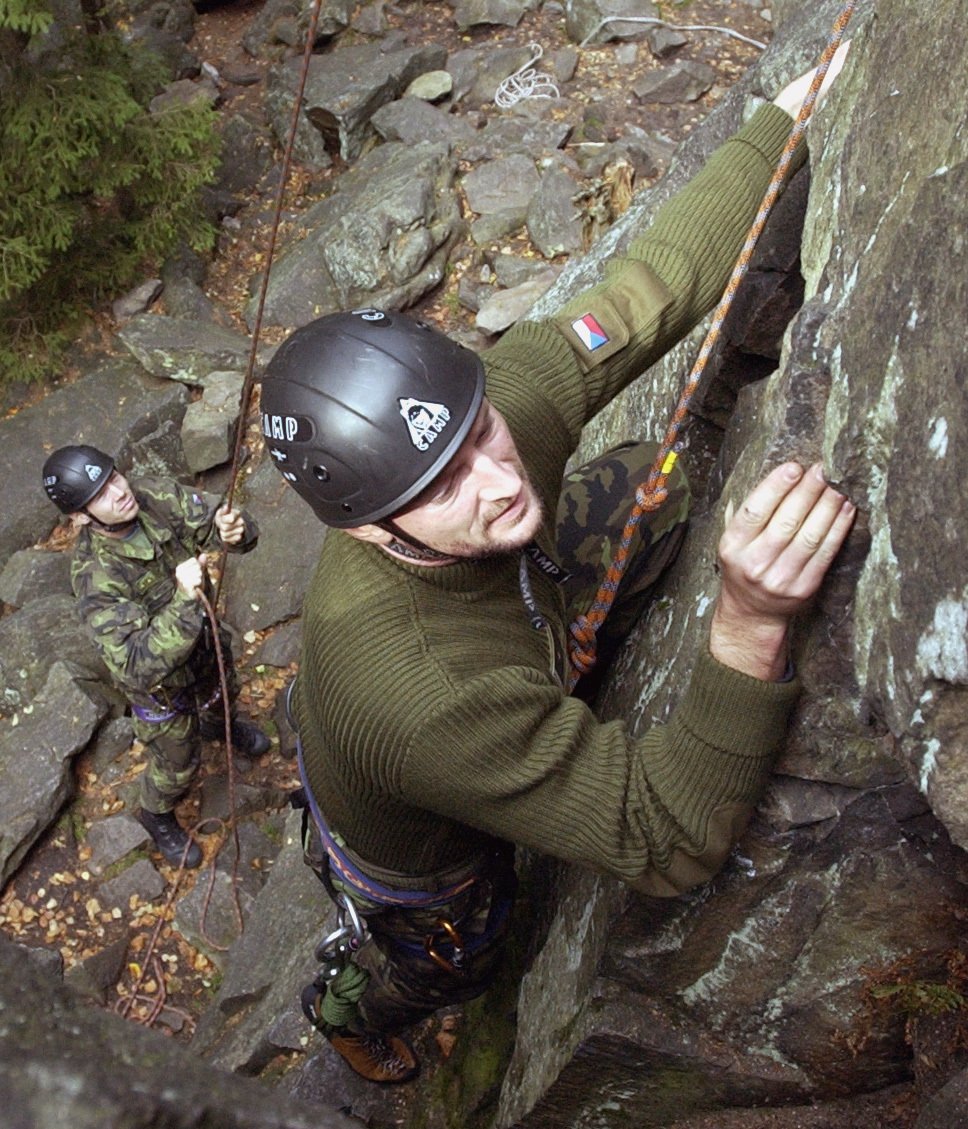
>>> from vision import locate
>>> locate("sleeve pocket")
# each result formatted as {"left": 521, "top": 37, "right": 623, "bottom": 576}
{"left": 552, "top": 261, "right": 673, "bottom": 372}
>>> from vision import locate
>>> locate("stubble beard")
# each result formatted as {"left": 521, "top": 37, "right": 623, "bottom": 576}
{"left": 450, "top": 485, "right": 544, "bottom": 560}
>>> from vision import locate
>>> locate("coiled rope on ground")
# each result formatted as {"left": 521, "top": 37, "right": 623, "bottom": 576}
{"left": 494, "top": 42, "right": 560, "bottom": 108}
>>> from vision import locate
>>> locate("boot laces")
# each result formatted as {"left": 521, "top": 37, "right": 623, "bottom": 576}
{"left": 359, "top": 1033, "right": 409, "bottom": 1074}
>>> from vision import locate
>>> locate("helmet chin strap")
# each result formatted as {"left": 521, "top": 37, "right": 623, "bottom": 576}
{"left": 383, "top": 519, "right": 548, "bottom": 633}
{"left": 378, "top": 518, "right": 455, "bottom": 562}
{"left": 84, "top": 511, "right": 139, "bottom": 536}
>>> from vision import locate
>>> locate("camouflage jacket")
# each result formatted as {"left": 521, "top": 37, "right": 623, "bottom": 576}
{"left": 71, "top": 477, "right": 257, "bottom": 700}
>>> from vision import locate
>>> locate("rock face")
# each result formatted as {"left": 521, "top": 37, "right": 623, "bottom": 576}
{"left": 247, "top": 140, "right": 461, "bottom": 328}
{"left": 0, "top": 662, "right": 107, "bottom": 887}
{"left": 494, "top": 1, "right": 968, "bottom": 1125}
{"left": 1, "top": 1, "right": 966, "bottom": 1128}
{"left": 0, "top": 938, "right": 359, "bottom": 1129}
{"left": 265, "top": 41, "right": 449, "bottom": 165}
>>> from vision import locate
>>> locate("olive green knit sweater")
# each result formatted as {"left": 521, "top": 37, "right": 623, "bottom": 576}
{"left": 294, "top": 103, "right": 802, "bottom": 896}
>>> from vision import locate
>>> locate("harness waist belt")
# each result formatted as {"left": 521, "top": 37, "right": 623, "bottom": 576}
{"left": 131, "top": 683, "right": 222, "bottom": 725}
{"left": 296, "top": 736, "right": 479, "bottom": 909}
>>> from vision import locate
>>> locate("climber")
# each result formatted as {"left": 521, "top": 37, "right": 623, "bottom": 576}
{"left": 260, "top": 47, "right": 855, "bottom": 1084}
{"left": 42, "top": 445, "right": 271, "bottom": 869}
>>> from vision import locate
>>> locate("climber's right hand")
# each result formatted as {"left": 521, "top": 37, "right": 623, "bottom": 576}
{"left": 175, "top": 554, "right": 206, "bottom": 598}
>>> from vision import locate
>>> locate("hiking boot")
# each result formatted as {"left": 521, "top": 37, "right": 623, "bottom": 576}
{"left": 139, "top": 808, "right": 202, "bottom": 869}
{"left": 229, "top": 719, "right": 271, "bottom": 758}
{"left": 328, "top": 1029, "right": 420, "bottom": 1085}
{"left": 200, "top": 717, "right": 271, "bottom": 757}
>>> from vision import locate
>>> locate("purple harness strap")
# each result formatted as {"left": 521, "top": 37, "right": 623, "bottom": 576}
{"left": 131, "top": 690, "right": 190, "bottom": 724}
{"left": 131, "top": 684, "right": 222, "bottom": 725}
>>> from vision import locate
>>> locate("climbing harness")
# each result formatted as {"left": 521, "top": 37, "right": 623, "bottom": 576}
{"left": 565, "top": 0, "right": 856, "bottom": 693}
{"left": 130, "top": 689, "right": 192, "bottom": 725}
{"left": 494, "top": 42, "right": 560, "bottom": 109}
{"left": 287, "top": 675, "right": 514, "bottom": 1004}
{"left": 294, "top": 743, "right": 483, "bottom": 909}
{"left": 130, "top": 683, "right": 222, "bottom": 725}
{"left": 287, "top": 680, "right": 481, "bottom": 910}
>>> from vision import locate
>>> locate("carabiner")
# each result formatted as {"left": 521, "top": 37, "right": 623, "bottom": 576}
{"left": 314, "top": 892, "right": 366, "bottom": 962}
{"left": 424, "top": 917, "right": 468, "bottom": 977}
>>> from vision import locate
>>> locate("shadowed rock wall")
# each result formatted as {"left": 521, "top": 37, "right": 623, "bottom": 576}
{"left": 0, "top": 937, "right": 359, "bottom": 1129}
{"left": 495, "top": 1, "right": 968, "bottom": 1125}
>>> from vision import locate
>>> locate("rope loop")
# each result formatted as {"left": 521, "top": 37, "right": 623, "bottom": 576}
{"left": 567, "top": 615, "right": 598, "bottom": 675}
{"left": 635, "top": 481, "right": 667, "bottom": 514}
{"left": 495, "top": 42, "right": 560, "bottom": 108}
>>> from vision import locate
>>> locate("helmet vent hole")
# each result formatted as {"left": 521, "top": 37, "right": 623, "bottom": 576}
{"left": 313, "top": 465, "right": 330, "bottom": 483}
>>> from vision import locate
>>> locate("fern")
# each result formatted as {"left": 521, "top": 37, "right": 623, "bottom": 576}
{"left": 0, "top": 0, "right": 53, "bottom": 36}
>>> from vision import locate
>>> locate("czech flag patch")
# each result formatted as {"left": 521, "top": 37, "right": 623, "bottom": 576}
{"left": 571, "top": 313, "right": 610, "bottom": 352}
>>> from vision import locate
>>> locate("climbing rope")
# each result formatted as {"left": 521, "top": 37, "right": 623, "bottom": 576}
{"left": 206, "top": 0, "right": 327, "bottom": 733}
{"left": 204, "top": 0, "right": 326, "bottom": 821}
{"left": 194, "top": 0, "right": 321, "bottom": 748}
{"left": 494, "top": 42, "right": 560, "bottom": 108}
{"left": 122, "top": 0, "right": 327, "bottom": 1029}
{"left": 196, "top": 587, "right": 245, "bottom": 940}
{"left": 218, "top": 0, "right": 326, "bottom": 527}
{"left": 580, "top": 16, "right": 768, "bottom": 52}
{"left": 565, "top": 0, "right": 856, "bottom": 693}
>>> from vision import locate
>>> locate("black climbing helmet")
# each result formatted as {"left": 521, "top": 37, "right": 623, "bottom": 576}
{"left": 259, "top": 308, "right": 485, "bottom": 528}
{"left": 42, "top": 445, "right": 115, "bottom": 514}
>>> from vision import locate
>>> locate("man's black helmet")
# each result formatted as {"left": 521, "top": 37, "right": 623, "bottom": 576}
{"left": 42, "top": 445, "right": 115, "bottom": 513}
{"left": 259, "top": 308, "right": 485, "bottom": 528}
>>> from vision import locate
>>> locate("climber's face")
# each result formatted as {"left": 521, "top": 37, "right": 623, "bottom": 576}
{"left": 388, "top": 400, "right": 544, "bottom": 559}
{"left": 80, "top": 471, "right": 140, "bottom": 527}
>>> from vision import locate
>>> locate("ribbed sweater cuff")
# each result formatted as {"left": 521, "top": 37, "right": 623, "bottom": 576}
{"left": 736, "top": 101, "right": 804, "bottom": 164}
{"left": 677, "top": 645, "right": 801, "bottom": 759}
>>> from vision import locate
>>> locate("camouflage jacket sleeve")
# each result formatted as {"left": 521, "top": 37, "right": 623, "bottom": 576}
{"left": 137, "top": 477, "right": 259, "bottom": 556}
{"left": 71, "top": 540, "right": 206, "bottom": 695}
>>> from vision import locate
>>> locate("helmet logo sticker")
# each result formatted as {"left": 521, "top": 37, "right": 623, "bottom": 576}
{"left": 262, "top": 412, "right": 312, "bottom": 443}
{"left": 84, "top": 463, "right": 104, "bottom": 483}
{"left": 399, "top": 398, "right": 451, "bottom": 452}
{"left": 350, "top": 307, "right": 387, "bottom": 323}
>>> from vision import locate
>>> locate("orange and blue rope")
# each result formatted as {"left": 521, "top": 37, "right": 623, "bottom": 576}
{"left": 566, "top": 0, "right": 856, "bottom": 692}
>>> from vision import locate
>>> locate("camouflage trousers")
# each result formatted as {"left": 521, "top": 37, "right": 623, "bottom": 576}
{"left": 557, "top": 439, "right": 691, "bottom": 700}
{"left": 132, "top": 630, "right": 239, "bottom": 815}
{"left": 307, "top": 840, "right": 517, "bottom": 1037}
{"left": 308, "top": 441, "right": 690, "bottom": 1039}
